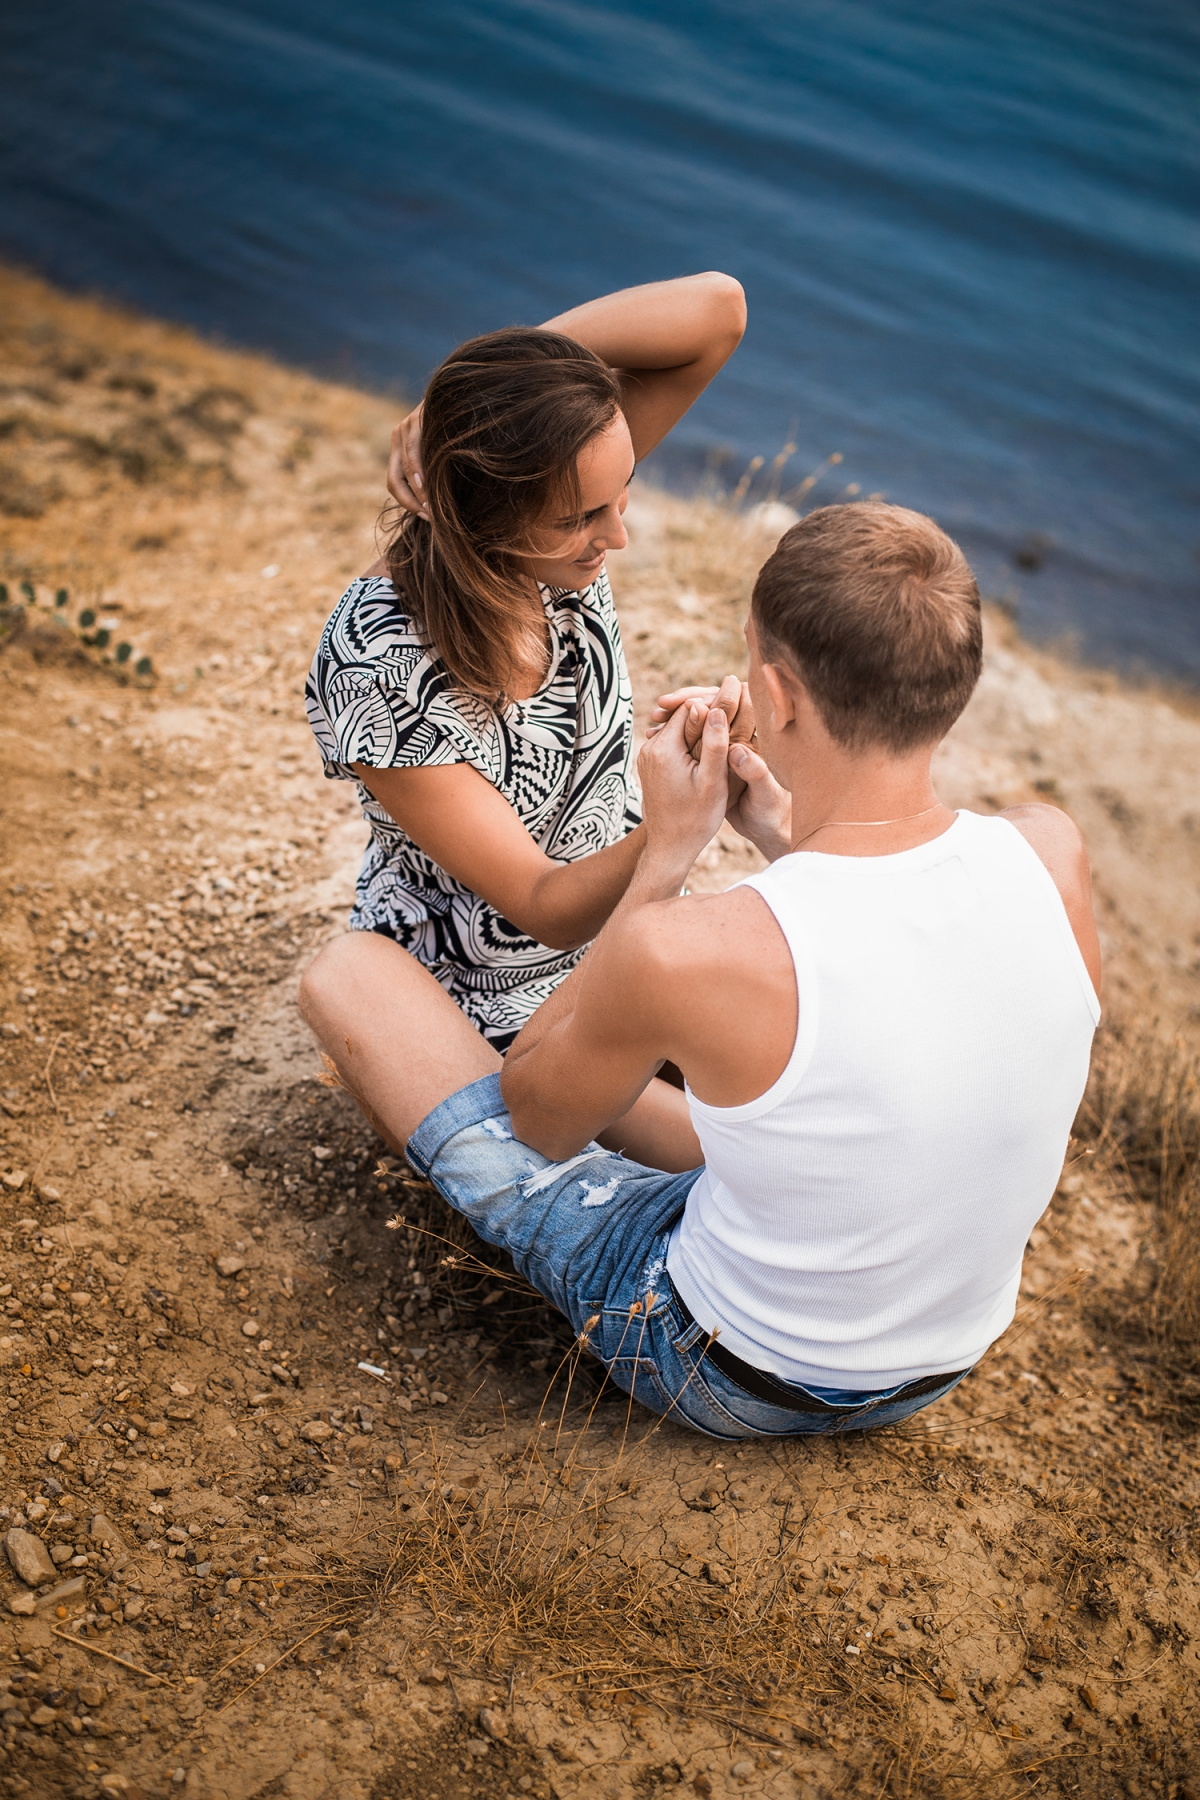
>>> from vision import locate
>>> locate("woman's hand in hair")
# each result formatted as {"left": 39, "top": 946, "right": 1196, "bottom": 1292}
{"left": 646, "top": 675, "right": 755, "bottom": 760}
{"left": 387, "top": 403, "right": 428, "bottom": 518}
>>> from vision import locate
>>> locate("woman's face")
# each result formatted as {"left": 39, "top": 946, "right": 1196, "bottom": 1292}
{"left": 514, "top": 413, "right": 635, "bottom": 590}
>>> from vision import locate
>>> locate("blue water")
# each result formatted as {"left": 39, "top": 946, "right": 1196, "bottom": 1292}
{"left": 2, "top": 0, "right": 1198, "bottom": 676}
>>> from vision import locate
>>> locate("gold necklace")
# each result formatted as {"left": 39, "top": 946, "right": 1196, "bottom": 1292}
{"left": 794, "top": 801, "right": 947, "bottom": 852}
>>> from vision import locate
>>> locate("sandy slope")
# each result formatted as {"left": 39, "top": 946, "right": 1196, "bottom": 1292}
{"left": 0, "top": 266, "right": 1198, "bottom": 1800}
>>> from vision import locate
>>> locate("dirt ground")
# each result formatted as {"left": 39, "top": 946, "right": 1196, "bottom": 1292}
{"left": 1, "top": 265, "right": 1199, "bottom": 1800}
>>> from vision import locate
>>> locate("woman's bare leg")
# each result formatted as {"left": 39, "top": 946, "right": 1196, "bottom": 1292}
{"left": 298, "top": 933, "right": 500, "bottom": 1151}
{"left": 597, "top": 1079, "right": 702, "bottom": 1173}
{"left": 299, "top": 931, "right": 701, "bottom": 1173}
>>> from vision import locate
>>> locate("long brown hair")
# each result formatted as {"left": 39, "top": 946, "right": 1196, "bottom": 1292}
{"left": 386, "top": 327, "right": 623, "bottom": 702}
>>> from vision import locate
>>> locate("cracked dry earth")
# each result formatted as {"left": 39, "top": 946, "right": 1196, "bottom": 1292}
{"left": 1, "top": 266, "right": 1200, "bottom": 1800}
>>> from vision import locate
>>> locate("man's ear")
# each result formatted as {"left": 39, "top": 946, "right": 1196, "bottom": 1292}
{"left": 761, "top": 660, "right": 800, "bottom": 733}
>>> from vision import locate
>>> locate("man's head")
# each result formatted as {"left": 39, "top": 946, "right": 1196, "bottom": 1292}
{"left": 748, "top": 502, "right": 982, "bottom": 760}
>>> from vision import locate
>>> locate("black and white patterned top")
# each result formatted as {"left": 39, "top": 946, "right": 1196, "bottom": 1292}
{"left": 305, "top": 569, "right": 640, "bottom": 1049}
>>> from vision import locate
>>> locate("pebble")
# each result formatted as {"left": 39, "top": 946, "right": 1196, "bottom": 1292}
{"left": 39, "top": 1575, "right": 86, "bottom": 1611}
{"left": 478, "top": 1707, "right": 508, "bottom": 1741}
{"left": 300, "top": 1420, "right": 332, "bottom": 1443}
{"left": 4, "top": 1526, "right": 58, "bottom": 1586}
{"left": 216, "top": 1254, "right": 246, "bottom": 1277}
{"left": 122, "top": 1594, "right": 145, "bottom": 1620}
{"left": 89, "top": 1512, "right": 128, "bottom": 1552}
{"left": 241, "top": 1318, "right": 261, "bottom": 1337}
{"left": 2, "top": 1170, "right": 27, "bottom": 1191}
{"left": 731, "top": 1760, "right": 756, "bottom": 1779}
{"left": 77, "top": 1684, "right": 105, "bottom": 1709}
{"left": 7, "top": 1592, "right": 36, "bottom": 1616}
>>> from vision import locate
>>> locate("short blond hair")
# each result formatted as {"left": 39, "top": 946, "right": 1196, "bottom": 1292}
{"left": 752, "top": 502, "right": 982, "bottom": 752}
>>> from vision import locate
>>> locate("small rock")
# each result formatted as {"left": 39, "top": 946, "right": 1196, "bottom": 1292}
{"left": 30, "top": 1704, "right": 59, "bottom": 1727}
{"left": 7, "top": 1592, "right": 37, "bottom": 1616}
{"left": 46, "top": 1440, "right": 66, "bottom": 1463}
{"left": 50, "top": 1542, "right": 74, "bottom": 1565}
{"left": 165, "top": 1525, "right": 190, "bottom": 1543}
{"left": 98, "top": 1776, "right": 129, "bottom": 1796}
{"left": 479, "top": 1706, "right": 508, "bottom": 1741}
{"left": 329, "top": 1629, "right": 351, "bottom": 1654}
{"left": 5, "top": 1527, "right": 58, "bottom": 1586}
{"left": 300, "top": 1420, "right": 332, "bottom": 1443}
{"left": 77, "top": 1684, "right": 106, "bottom": 1709}
{"left": 241, "top": 1318, "right": 260, "bottom": 1338}
{"left": 217, "top": 1254, "right": 246, "bottom": 1277}
{"left": 466, "top": 1737, "right": 491, "bottom": 1758}
{"left": 89, "top": 1513, "right": 128, "bottom": 1552}
{"left": 2, "top": 1170, "right": 27, "bottom": 1191}
{"left": 730, "top": 1761, "right": 755, "bottom": 1780}
{"left": 38, "top": 1575, "right": 86, "bottom": 1612}
{"left": 169, "top": 1380, "right": 193, "bottom": 1397}
{"left": 122, "top": 1594, "right": 145, "bottom": 1620}
{"left": 223, "top": 1577, "right": 242, "bottom": 1595}
{"left": 36, "top": 1185, "right": 60, "bottom": 1202}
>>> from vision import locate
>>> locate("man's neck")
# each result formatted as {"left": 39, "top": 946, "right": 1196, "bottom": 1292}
{"left": 784, "top": 750, "right": 948, "bottom": 858}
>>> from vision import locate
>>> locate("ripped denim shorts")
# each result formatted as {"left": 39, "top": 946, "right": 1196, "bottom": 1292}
{"left": 406, "top": 1073, "right": 968, "bottom": 1441}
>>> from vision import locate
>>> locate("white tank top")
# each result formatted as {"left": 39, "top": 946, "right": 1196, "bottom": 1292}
{"left": 667, "top": 810, "right": 1100, "bottom": 1389}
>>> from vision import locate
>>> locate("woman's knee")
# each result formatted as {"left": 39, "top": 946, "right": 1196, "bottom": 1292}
{"left": 298, "top": 932, "right": 380, "bottom": 1030}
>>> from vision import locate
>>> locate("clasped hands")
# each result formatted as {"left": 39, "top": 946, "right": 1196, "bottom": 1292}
{"left": 639, "top": 676, "right": 791, "bottom": 866}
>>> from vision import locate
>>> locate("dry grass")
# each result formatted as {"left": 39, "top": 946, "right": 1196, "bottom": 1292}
{"left": 242, "top": 1404, "right": 1026, "bottom": 1800}
{"left": 1074, "top": 1019, "right": 1200, "bottom": 1413}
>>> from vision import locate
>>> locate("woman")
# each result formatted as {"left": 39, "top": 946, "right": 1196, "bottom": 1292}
{"left": 305, "top": 276, "right": 746, "bottom": 1139}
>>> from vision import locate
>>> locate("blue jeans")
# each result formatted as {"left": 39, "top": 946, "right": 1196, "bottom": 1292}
{"left": 407, "top": 1074, "right": 969, "bottom": 1442}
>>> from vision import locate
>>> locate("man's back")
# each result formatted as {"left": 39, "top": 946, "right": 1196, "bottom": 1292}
{"left": 669, "top": 809, "right": 1100, "bottom": 1387}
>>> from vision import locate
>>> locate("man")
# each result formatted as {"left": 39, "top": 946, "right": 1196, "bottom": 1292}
{"left": 300, "top": 502, "right": 1100, "bottom": 1440}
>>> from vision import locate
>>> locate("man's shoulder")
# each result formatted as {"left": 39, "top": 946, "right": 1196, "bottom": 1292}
{"left": 620, "top": 883, "right": 783, "bottom": 978}
{"left": 997, "top": 802, "right": 1089, "bottom": 884}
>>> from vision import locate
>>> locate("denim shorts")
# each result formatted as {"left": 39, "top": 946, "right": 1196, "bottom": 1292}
{"left": 406, "top": 1073, "right": 969, "bottom": 1442}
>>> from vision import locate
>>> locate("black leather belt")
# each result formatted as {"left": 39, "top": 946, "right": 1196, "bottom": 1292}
{"left": 669, "top": 1284, "right": 965, "bottom": 1417}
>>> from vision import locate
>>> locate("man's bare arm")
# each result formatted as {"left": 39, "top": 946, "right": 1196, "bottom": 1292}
{"left": 502, "top": 704, "right": 797, "bottom": 1157}
{"left": 1003, "top": 803, "right": 1102, "bottom": 999}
